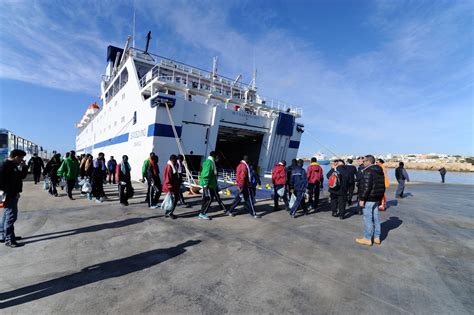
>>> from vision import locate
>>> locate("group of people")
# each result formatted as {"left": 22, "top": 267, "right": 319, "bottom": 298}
{"left": 1, "top": 146, "right": 413, "bottom": 248}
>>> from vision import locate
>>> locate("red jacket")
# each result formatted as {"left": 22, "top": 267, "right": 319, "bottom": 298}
{"left": 162, "top": 162, "right": 179, "bottom": 193}
{"left": 307, "top": 163, "right": 324, "bottom": 184}
{"left": 271, "top": 163, "right": 287, "bottom": 185}
{"left": 236, "top": 161, "right": 250, "bottom": 190}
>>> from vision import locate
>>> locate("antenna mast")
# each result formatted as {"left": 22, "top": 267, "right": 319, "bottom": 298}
{"left": 132, "top": 0, "right": 136, "bottom": 48}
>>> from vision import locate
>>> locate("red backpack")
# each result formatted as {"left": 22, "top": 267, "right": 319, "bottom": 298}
{"left": 328, "top": 170, "right": 341, "bottom": 189}
{"left": 308, "top": 165, "right": 322, "bottom": 183}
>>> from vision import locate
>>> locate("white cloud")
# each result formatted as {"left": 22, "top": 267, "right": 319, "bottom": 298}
{"left": 0, "top": 0, "right": 472, "bottom": 154}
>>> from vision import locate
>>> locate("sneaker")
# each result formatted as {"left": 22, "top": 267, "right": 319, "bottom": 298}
{"left": 292, "top": 213, "right": 297, "bottom": 219}
{"left": 5, "top": 240, "right": 24, "bottom": 248}
{"left": 226, "top": 211, "right": 236, "bottom": 217}
{"left": 68, "top": 196, "right": 75, "bottom": 200}
{"left": 121, "top": 202, "right": 129, "bottom": 206}
{"left": 54, "top": 193, "right": 59, "bottom": 197}
{"left": 253, "top": 214, "right": 262, "bottom": 219}
{"left": 149, "top": 205, "right": 159, "bottom": 209}
{"left": 198, "top": 213, "right": 211, "bottom": 220}
{"left": 95, "top": 199, "right": 103, "bottom": 204}
{"left": 169, "top": 214, "right": 177, "bottom": 220}
{"left": 355, "top": 238, "right": 372, "bottom": 246}
{"left": 373, "top": 238, "right": 381, "bottom": 245}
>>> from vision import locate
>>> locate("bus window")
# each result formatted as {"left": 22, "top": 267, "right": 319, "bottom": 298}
{"left": 0, "top": 133, "right": 7, "bottom": 148}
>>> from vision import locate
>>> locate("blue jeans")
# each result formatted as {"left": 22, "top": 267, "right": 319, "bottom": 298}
{"left": 363, "top": 201, "right": 381, "bottom": 240}
{"left": 1, "top": 196, "right": 19, "bottom": 241}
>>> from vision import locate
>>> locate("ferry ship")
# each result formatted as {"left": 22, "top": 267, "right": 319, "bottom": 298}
{"left": 75, "top": 34, "right": 304, "bottom": 182}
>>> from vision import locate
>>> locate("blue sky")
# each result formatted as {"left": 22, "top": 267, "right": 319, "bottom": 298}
{"left": 0, "top": 0, "right": 473, "bottom": 157}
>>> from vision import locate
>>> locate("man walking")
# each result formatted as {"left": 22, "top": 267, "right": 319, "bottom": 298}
{"left": 117, "top": 155, "right": 132, "bottom": 206}
{"left": 162, "top": 155, "right": 180, "bottom": 219}
{"left": 198, "top": 151, "right": 220, "bottom": 220}
{"left": 306, "top": 157, "right": 324, "bottom": 210}
{"left": 345, "top": 158, "right": 357, "bottom": 206}
{"left": 176, "top": 154, "right": 188, "bottom": 207}
{"left": 271, "top": 160, "right": 289, "bottom": 211}
{"left": 91, "top": 152, "right": 106, "bottom": 203}
{"left": 145, "top": 155, "right": 162, "bottom": 209}
{"left": 142, "top": 152, "right": 156, "bottom": 204}
{"left": 395, "top": 162, "right": 410, "bottom": 198}
{"left": 355, "top": 155, "right": 386, "bottom": 246}
{"left": 228, "top": 155, "right": 261, "bottom": 218}
{"left": 0, "top": 149, "right": 28, "bottom": 247}
{"left": 289, "top": 159, "right": 309, "bottom": 218}
{"left": 28, "top": 153, "right": 44, "bottom": 184}
{"left": 57, "top": 150, "right": 80, "bottom": 200}
{"left": 439, "top": 167, "right": 447, "bottom": 183}
{"left": 326, "top": 159, "right": 349, "bottom": 220}
{"left": 107, "top": 156, "right": 117, "bottom": 184}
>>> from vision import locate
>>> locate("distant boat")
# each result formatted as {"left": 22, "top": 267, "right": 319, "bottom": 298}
{"left": 313, "top": 152, "right": 330, "bottom": 165}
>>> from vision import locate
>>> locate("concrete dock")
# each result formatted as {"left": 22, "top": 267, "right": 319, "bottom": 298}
{"left": 0, "top": 181, "right": 473, "bottom": 314}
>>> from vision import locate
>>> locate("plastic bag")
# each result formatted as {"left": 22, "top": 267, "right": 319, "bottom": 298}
{"left": 289, "top": 194, "right": 297, "bottom": 209}
{"left": 160, "top": 192, "right": 175, "bottom": 212}
{"left": 78, "top": 178, "right": 87, "bottom": 186}
{"left": 43, "top": 177, "right": 50, "bottom": 190}
{"left": 277, "top": 187, "right": 285, "bottom": 197}
{"left": 81, "top": 181, "right": 92, "bottom": 193}
{"left": 59, "top": 177, "right": 67, "bottom": 188}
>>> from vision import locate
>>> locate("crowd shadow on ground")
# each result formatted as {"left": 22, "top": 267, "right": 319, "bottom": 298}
{"left": 21, "top": 216, "right": 161, "bottom": 245}
{"left": 0, "top": 240, "right": 201, "bottom": 309}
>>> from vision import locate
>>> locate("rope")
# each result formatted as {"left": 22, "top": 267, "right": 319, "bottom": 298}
{"left": 164, "top": 103, "right": 197, "bottom": 186}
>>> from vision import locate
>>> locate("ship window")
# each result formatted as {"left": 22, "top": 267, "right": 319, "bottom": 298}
{"left": 114, "top": 121, "right": 117, "bottom": 127}
{"left": 188, "top": 94, "right": 192, "bottom": 101}
{"left": 122, "top": 93, "right": 125, "bottom": 100}
{"left": 121, "top": 116, "right": 125, "bottom": 123}
{"left": 167, "top": 90, "right": 176, "bottom": 96}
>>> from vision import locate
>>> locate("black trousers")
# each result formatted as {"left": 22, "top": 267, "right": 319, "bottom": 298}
{"left": 330, "top": 193, "right": 346, "bottom": 217}
{"left": 200, "top": 188, "right": 219, "bottom": 215}
{"left": 49, "top": 176, "right": 58, "bottom": 195}
{"left": 273, "top": 184, "right": 289, "bottom": 210}
{"left": 108, "top": 172, "right": 116, "bottom": 184}
{"left": 66, "top": 179, "right": 76, "bottom": 198}
{"left": 33, "top": 171, "right": 41, "bottom": 184}
{"left": 347, "top": 183, "right": 355, "bottom": 204}
{"left": 148, "top": 183, "right": 162, "bottom": 207}
{"left": 441, "top": 174, "right": 445, "bottom": 183}
{"left": 92, "top": 177, "right": 105, "bottom": 199}
{"left": 119, "top": 182, "right": 131, "bottom": 204}
{"left": 307, "top": 182, "right": 321, "bottom": 209}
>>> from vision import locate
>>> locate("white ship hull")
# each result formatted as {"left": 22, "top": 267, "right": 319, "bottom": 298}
{"left": 76, "top": 43, "right": 303, "bottom": 181}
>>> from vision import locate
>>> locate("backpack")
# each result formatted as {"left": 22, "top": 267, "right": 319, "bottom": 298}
{"left": 328, "top": 170, "right": 341, "bottom": 190}
{"left": 308, "top": 165, "right": 321, "bottom": 183}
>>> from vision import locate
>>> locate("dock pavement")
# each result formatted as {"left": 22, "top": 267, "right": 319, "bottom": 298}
{"left": 0, "top": 180, "right": 473, "bottom": 314}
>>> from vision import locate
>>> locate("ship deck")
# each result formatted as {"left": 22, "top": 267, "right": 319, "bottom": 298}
{"left": 0, "top": 180, "right": 472, "bottom": 314}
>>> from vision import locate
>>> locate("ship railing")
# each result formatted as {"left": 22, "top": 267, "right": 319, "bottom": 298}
{"left": 133, "top": 47, "right": 252, "bottom": 91}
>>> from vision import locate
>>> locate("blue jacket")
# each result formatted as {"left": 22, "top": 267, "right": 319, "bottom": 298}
{"left": 290, "top": 166, "right": 308, "bottom": 191}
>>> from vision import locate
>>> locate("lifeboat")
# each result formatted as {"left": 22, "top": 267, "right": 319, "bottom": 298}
{"left": 85, "top": 102, "right": 100, "bottom": 116}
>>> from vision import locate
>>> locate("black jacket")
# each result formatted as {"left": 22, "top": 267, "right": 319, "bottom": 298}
{"left": 44, "top": 159, "right": 61, "bottom": 180}
{"left": 326, "top": 165, "right": 350, "bottom": 196}
{"left": 0, "top": 160, "right": 28, "bottom": 197}
{"left": 28, "top": 156, "right": 44, "bottom": 173}
{"left": 358, "top": 164, "right": 386, "bottom": 202}
{"left": 345, "top": 164, "right": 357, "bottom": 185}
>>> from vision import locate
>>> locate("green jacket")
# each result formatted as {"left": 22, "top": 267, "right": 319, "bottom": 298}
{"left": 142, "top": 159, "right": 150, "bottom": 178}
{"left": 57, "top": 157, "right": 80, "bottom": 180}
{"left": 200, "top": 158, "right": 217, "bottom": 190}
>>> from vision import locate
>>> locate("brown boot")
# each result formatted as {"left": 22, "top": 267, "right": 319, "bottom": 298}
{"left": 355, "top": 238, "right": 372, "bottom": 246}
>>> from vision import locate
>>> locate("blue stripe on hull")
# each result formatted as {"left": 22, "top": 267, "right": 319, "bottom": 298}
{"left": 147, "top": 123, "right": 182, "bottom": 138}
{"left": 77, "top": 123, "right": 182, "bottom": 152}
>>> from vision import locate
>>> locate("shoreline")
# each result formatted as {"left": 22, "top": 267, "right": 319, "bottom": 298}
{"left": 384, "top": 161, "right": 474, "bottom": 173}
